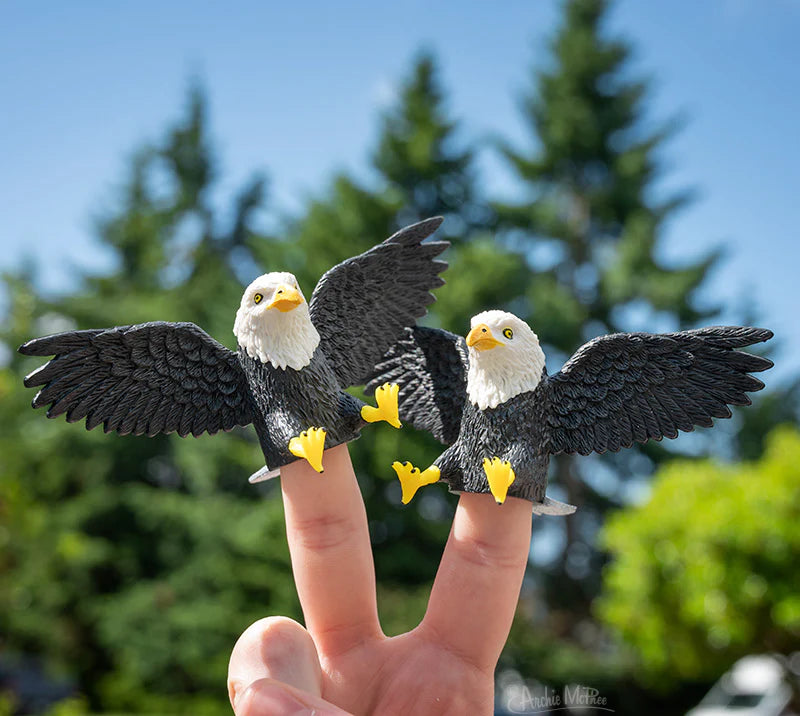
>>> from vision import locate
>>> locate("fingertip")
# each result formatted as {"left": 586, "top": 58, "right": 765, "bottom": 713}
{"left": 455, "top": 492, "right": 533, "bottom": 536}
{"left": 228, "top": 617, "right": 322, "bottom": 699}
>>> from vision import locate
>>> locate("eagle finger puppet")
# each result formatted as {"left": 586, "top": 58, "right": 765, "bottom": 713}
{"left": 367, "top": 310, "right": 773, "bottom": 513}
{"left": 20, "top": 218, "right": 448, "bottom": 479}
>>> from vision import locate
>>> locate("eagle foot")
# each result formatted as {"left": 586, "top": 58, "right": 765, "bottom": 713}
{"left": 482, "top": 457, "right": 516, "bottom": 504}
{"left": 361, "top": 382, "right": 402, "bottom": 429}
{"left": 288, "top": 427, "right": 327, "bottom": 473}
{"left": 391, "top": 461, "right": 440, "bottom": 504}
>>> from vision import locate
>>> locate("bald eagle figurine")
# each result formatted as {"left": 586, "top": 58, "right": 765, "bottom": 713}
{"left": 367, "top": 310, "right": 773, "bottom": 513}
{"left": 20, "top": 218, "right": 448, "bottom": 478}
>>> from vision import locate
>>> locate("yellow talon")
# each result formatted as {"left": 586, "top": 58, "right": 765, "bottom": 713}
{"left": 361, "top": 382, "right": 402, "bottom": 429}
{"left": 482, "top": 457, "right": 516, "bottom": 504}
{"left": 391, "top": 461, "right": 440, "bottom": 504}
{"left": 288, "top": 427, "right": 327, "bottom": 473}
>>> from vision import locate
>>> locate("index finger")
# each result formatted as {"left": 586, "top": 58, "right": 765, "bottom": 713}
{"left": 420, "top": 493, "right": 533, "bottom": 672}
{"left": 280, "top": 444, "right": 382, "bottom": 655}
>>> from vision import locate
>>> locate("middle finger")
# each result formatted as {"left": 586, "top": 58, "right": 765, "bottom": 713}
{"left": 420, "top": 493, "right": 533, "bottom": 671}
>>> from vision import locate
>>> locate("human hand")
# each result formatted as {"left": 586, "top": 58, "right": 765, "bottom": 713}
{"left": 228, "top": 444, "right": 533, "bottom": 715}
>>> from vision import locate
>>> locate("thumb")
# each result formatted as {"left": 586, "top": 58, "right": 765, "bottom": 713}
{"left": 229, "top": 617, "right": 321, "bottom": 699}
{"left": 234, "top": 678, "right": 352, "bottom": 716}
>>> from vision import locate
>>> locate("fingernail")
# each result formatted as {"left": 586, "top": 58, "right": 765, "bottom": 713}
{"left": 229, "top": 680, "right": 244, "bottom": 709}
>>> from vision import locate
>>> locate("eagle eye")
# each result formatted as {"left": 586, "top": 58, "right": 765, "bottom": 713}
{"left": 503, "top": 328, "right": 514, "bottom": 340}
{"left": 253, "top": 293, "right": 263, "bottom": 304}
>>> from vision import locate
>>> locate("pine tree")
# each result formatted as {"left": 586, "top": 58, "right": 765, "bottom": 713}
{"left": 372, "top": 51, "right": 489, "bottom": 242}
{"left": 1, "top": 89, "right": 297, "bottom": 712}
{"left": 370, "top": 51, "right": 528, "bottom": 331}
{"left": 259, "top": 53, "right": 531, "bottom": 629}
{"left": 494, "top": 0, "right": 721, "bottom": 614}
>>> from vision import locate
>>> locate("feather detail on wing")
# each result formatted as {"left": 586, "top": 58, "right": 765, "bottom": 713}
{"left": 308, "top": 217, "right": 448, "bottom": 388}
{"left": 20, "top": 322, "right": 254, "bottom": 438}
{"left": 543, "top": 326, "right": 773, "bottom": 456}
{"left": 366, "top": 326, "right": 468, "bottom": 445}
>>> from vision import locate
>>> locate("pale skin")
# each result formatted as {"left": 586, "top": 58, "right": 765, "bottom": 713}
{"left": 228, "top": 444, "right": 534, "bottom": 715}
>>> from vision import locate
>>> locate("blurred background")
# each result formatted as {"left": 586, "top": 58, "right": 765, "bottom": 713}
{"left": 1, "top": 0, "right": 799, "bottom": 713}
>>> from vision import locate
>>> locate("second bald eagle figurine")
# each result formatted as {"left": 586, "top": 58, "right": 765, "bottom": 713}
{"left": 368, "top": 310, "right": 773, "bottom": 513}
{"left": 20, "top": 218, "right": 447, "bottom": 478}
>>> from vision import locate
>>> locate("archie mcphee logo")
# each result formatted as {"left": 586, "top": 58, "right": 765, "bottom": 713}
{"left": 504, "top": 683, "right": 614, "bottom": 714}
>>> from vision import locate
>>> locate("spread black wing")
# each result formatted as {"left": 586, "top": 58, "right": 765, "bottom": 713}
{"left": 366, "top": 326, "right": 468, "bottom": 445}
{"left": 543, "top": 326, "right": 773, "bottom": 456}
{"left": 20, "top": 322, "right": 254, "bottom": 438}
{"left": 309, "top": 217, "right": 448, "bottom": 388}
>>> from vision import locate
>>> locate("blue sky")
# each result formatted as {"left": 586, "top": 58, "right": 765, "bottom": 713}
{"left": 1, "top": 0, "right": 798, "bottom": 379}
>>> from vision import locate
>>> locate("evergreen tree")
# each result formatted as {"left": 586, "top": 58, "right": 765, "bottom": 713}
{"left": 493, "top": 0, "right": 721, "bottom": 615}
{"left": 372, "top": 52, "right": 490, "bottom": 241}
{"left": 257, "top": 52, "right": 530, "bottom": 623}
{"left": 2, "top": 22, "right": 791, "bottom": 713}
{"left": 1, "top": 90, "right": 296, "bottom": 713}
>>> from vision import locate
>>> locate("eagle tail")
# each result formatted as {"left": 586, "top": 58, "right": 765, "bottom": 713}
{"left": 248, "top": 465, "right": 280, "bottom": 483}
{"left": 533, "top": 496, "right": 577, "bottom": 516}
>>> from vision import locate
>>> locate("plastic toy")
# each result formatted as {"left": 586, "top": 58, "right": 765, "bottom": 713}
{"left": 368, "top": 310, "right": 773, "bottom": 512}
{"left": 20, "top": 218, "right": 448, "bottom": 478}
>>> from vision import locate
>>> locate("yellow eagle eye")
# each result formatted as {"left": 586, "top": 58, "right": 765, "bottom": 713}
{"left": 253, "top": 293, "right": 263, "bottom": 304}
{"left": 503, "top": 328, "right": 514, "bottom": 340}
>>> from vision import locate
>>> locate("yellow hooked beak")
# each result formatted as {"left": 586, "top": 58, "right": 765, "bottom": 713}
{"left": 466, "top": 323, "right": 502, "bottom": 351}
{"left": 267, "top": 284, "right": 304, "bottom": 312}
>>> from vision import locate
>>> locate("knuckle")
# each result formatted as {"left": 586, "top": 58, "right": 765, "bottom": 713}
{"left": 235, "top": 616, "right": 306, "bottom": 656}
{"left": 452, "top": 533, "right": 528, "bottom": 572}
{"left": 255, "top": 617, "right": 312, "bottom": 664}
{"left": 291, "top": 512, "right": 358, "bottom": 552}
{"left": 258, "top": 616, "right": 306, "bottom": 645}
{"left": 312, "top": 618, "right": 383, "bottom": 658}
{"left": 417, "top": 621, "right": 494, "bottom": 679}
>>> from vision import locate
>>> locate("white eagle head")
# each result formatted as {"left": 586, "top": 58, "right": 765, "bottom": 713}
{"left": 465, "top": 310, "right": 546, "bottom": 410}
{"left": 233, "top": 271, "right": 320, "bottom": 371}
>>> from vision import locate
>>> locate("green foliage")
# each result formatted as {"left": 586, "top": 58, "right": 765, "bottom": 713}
{"left": 0, "top": 694, "right": 13, "bottom": 716}
{"left": 0, "top": 53, "right": 495, "bottom": 711}
{"left": 502, "top": 615, "right": 634, "bottom": 692}
{"left": 42, "top": 697, "right": 89, "bottom": 716}
{"left": 496, "top": 0, "right": 718, "bottom": 389}
{"left": 598, "top": 426, "right": 800, "bottom": 684}
{"left": 734, "top": 376, "right": 800, "bottom": 461}
{"left": 372, "top": 51, "right": 486, "bottom": 238}
{"left": 277, "top": 51, "right": 515, "bottom": 597}
{"left": 0, "top": 91, "right": 294, "bottom": 713}
{"left": 0, "top": 3, "right": 794, "bottom": 712}
{"left": 492, "top": 0, "right": 728, "bottom": 626}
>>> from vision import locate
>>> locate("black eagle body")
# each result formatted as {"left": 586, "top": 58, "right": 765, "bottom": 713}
{"left": 238, "top": 346, "right": 364, "bottom": 470}
{"left": 20, "top": 218, "right": 448, "bottom": 475}
{"left": 436, "top": 387, "right": 552, "bottom": 503}
{"left": 367, "top": 322, "right": 774, "bottom": 513}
